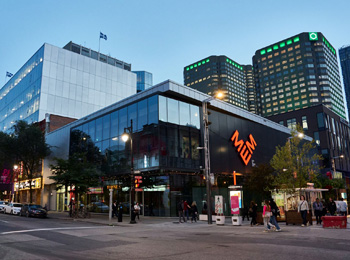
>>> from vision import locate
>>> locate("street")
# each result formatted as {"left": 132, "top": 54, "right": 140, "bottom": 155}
{"left": 0, "top": 213, "right": 350, "bottom": 260}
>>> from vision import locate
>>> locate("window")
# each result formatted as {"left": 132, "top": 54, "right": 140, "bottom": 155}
{"left": 314, "top": 132, "right": 320, "bottom": 146}
{"left": 317, "top": 113, "right": 325, "bottom": 129}
{"left": 302, "top": 116, "right": 308, "bottom": 130}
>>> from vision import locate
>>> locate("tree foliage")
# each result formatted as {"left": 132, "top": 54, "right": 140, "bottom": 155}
{"left": 244, "top": 163, "right": 275, "bottom": 198}
{"left": 270, "top": 126, "right": 322, "bottom": 194}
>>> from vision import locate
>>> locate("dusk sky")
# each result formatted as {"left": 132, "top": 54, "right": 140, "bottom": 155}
{"left": 1, "top": 0, "right": 350, "bottom": 86}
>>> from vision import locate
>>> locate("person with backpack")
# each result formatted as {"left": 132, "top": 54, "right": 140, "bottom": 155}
{"left": 269, "top": 198, "right": 281, "bottom": 231}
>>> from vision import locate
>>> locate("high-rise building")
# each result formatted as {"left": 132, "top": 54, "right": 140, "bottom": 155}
{"left": 0, "top": 41, "right": 136, "bottom": 132}
{"left": 243, "top": 65, "right": 256, "bottom": 113}
{"left": 133, "top": 71, "right": 153, "bottom": 92}
{"left": 339, "top": 45, "right": 350, "bottom": 118}
{"left": 184, "top": 55, "right": 248, "bottom": 110}
{"left": 253, "top": 32, "right": 346, "bottom": 119}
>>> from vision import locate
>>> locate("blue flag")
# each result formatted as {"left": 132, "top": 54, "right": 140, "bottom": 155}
{"left": 100, "top": 32, "right": 107, "bottom": 40}
{"left": 6, "top": 72, "right": 13, "bottom": 77}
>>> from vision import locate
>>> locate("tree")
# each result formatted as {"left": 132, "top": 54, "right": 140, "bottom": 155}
{"left": 270, "top": 126, "right": 322, "bottom": 194}
{"left": 12, "top": 121, "right": 51, "bottom": 203}
{"left": 244, "top": 163, "right": 275, "bottom": 199}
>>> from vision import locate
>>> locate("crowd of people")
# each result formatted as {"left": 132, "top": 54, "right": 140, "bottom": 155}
{"left": 177, "top": 200, "right": 198, "bottom": 223}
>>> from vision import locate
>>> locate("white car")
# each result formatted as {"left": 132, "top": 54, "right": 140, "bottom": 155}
{"left": 0, "top": 201, "right": 8, "bottom": 213}
{"left": 4, "top": 202, "right": 22, "bottom": 215}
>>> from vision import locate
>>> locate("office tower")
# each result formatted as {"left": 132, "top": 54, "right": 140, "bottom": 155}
{"left": 243, "top": 65, "right": 256, "bottom": 113}
{"left": 339, "top": 45, "right": 350, "bottom": 118}
{"left": 0, "top": 41, "right": 136, "bottom": 132}
{"left": 253, "top": 32, "right": 346, "bottom": 119}
{"left": 184, "top": 55, "right": 248, "bottom": 110}
{"left": 133, "top": 71, "right": 153, "bottom": 92}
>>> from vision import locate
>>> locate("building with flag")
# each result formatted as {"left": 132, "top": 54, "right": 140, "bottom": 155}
{"left": 0, "top": 41, "right": 136, "bottom": 133}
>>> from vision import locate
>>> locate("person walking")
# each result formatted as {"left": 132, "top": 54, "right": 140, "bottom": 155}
{"left": 269, "top": 198, "right": 281, "bottom": 231}
{"left": 262, "top": 200, "right": 273, "bottom": 232}
{"left": 118, "top": 202, "right": 123, "bottom": 222}
{"left": 327, "top": 198, "right": 337, "bottom": 216}
{"left": 112, "top": 201, "right": 118, "bottom": 218}
{"left": 242, "top": 203, "right": 250, "bottom": 221}
{"left": 250, "top": 201, "right": 258, "bottom": 226}
{"left": 313, "top": 198, "right": 323, "bottom": 225}
{"left": 183, "top": 200, "right": 190, "bottom": 221}
{"left": 191, "top": 201, "right": 198, "bottom": 223}
{"left": 298, "top": 195, "right": 309, "bottom": 227}
{"left": 69, "top": 198, "right": 75, "bottom": 217}
{"left": 178, "top": 200, "right": 185, "bottom": 223}
{"left": 134, "top": 202, "right": 141, "bottom": 220}
{"left": 338, "top": 198, "right": 347, "bottom": 216}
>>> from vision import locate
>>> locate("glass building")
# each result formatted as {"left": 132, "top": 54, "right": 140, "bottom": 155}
{"left": 0, "top": 42, "right": 136, "bottom": 132}
{"left": 44, "top": 80, "right": 301, "bottom": 216}
{"left": 339, "top": 45, "right": 350, "bottom": 119}
{"left": 253, "top": 32, "right": 346, "bottom": 119}
{"left": 132, "top": 71, "right": 153, "bottom": 93}
{"left": 184, "top": 56, "right": 249, "bottom": 110}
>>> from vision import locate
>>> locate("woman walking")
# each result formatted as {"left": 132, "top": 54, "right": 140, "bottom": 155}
{"left": 191, "top": 201, "right": 198, "bottom": 223}
{"left": 262, "top": 200, "right": 273, "bottom": 232}
{"left": 250, "top": 201, "right": 258, "bottom": 226}
{"left": 298, "top": 195, "right": 309, "bottom": 227}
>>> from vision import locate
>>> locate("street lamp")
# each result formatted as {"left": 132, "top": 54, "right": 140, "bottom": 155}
{"left": 331, "top": 154, "right": 344, "bottom": 174}
{"left": 13, "top": 165, "right": 19, "bottom": 202}
{"left": 201, "top": 91, "right": 224, "bottom": 224}
{"left": 122, "top": 119, "right": 136, "bottom": 224}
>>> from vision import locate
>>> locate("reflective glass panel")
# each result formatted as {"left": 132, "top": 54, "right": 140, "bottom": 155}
{"left": 148, "top": 95, "right": 158, "bottom": 125}
{"left": 110, "top": 111, "right": 118, "bottom": 138}
{"left": 159, "top": 96, "right": 167, "bottom": 122}
{"left": 95, "top": 117, "right": 103, "bottom": 142}
{"left": 88, "top": 120, "right": 95, "bottom": 141}
{"left": 190, "top": 105, "right": 200, "bottom": 129}
{"left": 118, "top": 107, "right": 127, "bottom": 136}
{"left": 137, "top": 99, "right": 148, "bottom": 131}
{"left": 179, "top": 102, "right": 190, "bottom": 126}
{"left": 128, "top": 103, "right": 137, "bottom": 130}
{"left": 167, "top": 98, "right": 179, "bottom": 124}
{"left": 102, "top": 114, "right": 110, "bottom": 140}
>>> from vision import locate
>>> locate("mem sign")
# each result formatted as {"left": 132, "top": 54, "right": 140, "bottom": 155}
{"left": 230, "top": 130, "right": 257, "bottom": 166}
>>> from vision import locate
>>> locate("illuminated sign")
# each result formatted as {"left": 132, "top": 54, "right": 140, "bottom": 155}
{"left": 309, "top": 32, "right": 318, "bottom": 41}
{"left": 230, "top": 130, "right": 257, "bottom": 165}
{"left": 134, "top": 176, "right": 143, "bottom": 191}
{"left": 14, "top": 178, "right": 41, "bottom": 191}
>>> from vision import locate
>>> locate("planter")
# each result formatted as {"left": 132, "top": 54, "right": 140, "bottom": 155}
{"left": 285, "top": 210, "right": 312, "bottom": 225}
{"left": 231, "top": 216, "right": 242, "bottom": 226}
{"left": 199, "top": 214, "right": 217, "bottom": 222}
{"left": 216, "top": 215, "right": 225, "bottom": 225}
{"left": 322, "top": 216, "right": 347, "bottom": 229}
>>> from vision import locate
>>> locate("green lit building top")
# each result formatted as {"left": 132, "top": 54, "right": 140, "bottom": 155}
{"left": 184, "top": 55, "right": 249, "bottom": 111}
{"left": 253, "top": 32, "right": 346, "bottom": 119}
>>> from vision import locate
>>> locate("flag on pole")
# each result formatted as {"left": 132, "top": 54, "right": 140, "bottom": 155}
{"left": 6, "top": 72, "right": 13, "bottom": 77}
{"left": 100, "top": 32, "right": 107, "bottom": 40}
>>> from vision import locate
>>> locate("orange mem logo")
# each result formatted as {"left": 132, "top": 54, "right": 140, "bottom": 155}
{"left": 230, "top": 130, "right": 257, "bottom": 166}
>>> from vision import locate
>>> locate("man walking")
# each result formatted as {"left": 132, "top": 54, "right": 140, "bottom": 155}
{"left": 178, "top": 200, "right": 185, "bottom": 223}
{"left": 269, "top": 198, "right": 281, "bottom": 231}
{"left": 313, "top": 198, "right": 323, "bottom": 225}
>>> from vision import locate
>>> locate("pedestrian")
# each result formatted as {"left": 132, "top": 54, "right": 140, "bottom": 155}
{"left": 327, "top": 198, "right": 337, "bottom": 216}
{"left": 191, "top": 201, "right": 198, "bottom": 223}
{"left": 112, "top": 201, "right": 118, "bottom": 218}
{"left": 134, "top": 202, "right": 141, "bottom": 220}
{"left": 118, "top": 202, "right": 123, "bottom": 222}
{"left": 242, "top": 203, "right": 250, "bottom": 221}
{"left": 321, "top": 199, "right": 327, "bottom": 216}
{"left": 262, "top": 200, "right": 274, "bottom": 232}
{"left": 249, "top": 201, "right": 258, "bottom": 226}
{"left": 178, "top": 200, "right": 185, "bottom": 223}
{"left": 183, "top": 200, "right": 190, "bottom": 221}
{"left": 269, "top": 198, "right": 281, "bottom": 231}
{"left": 313, "top": 198, "right": 323, "bottom": 225}
{"left": 338, "top": 198, "right": 347, "bottom": 216}
{"left": 298, "top": 195, "right": 309, "bottom": 227}
{"left": 149, "top": 202, "right": 155, "bottom": 216}
{"left": 69, "top": 198, "right": 75, "bottom": 217}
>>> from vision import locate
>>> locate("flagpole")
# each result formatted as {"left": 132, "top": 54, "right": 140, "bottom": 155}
{"left": 99, "top": 35, "right": 101, "bottom": 53}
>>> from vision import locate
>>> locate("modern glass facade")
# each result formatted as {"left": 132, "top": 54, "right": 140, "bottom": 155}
{"left": 0, "top": 42, "right": 137, "bottom": 132}
{"left": 184, "top": 56, "right": 248, "bottom": 110}
{"left": 243, "top": 65, "right": 256, "bottom": 113}
{"left": 339, "top": 45, "right": 350, "bottom": 119}
{"left": 254, "top": 32, "right": 346, "bottom": 119}
{"left": 133, "top": 71, "right": 153, "bottom": 92}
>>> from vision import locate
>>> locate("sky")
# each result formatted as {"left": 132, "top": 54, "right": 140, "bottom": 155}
{"left": 1, "top": 0, "right": 350, "bottom": 86}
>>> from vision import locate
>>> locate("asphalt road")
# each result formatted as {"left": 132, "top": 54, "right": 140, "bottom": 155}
{"left": 0, "top": 213, "right": 350, "bottom": 260}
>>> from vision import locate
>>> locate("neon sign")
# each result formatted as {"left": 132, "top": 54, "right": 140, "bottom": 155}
{"left": 230, "top": 130, "right": 257, "bottom": 165}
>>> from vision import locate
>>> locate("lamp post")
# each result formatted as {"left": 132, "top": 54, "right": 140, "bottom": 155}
{"left": 201, "top": 91, "right": 223, "bottom": 224}
{"left": 331, "top": 155, "right": 344, "bottom": 175}
{"left": 122, "top": 119, "right": 136, "bottom": 224}
{"left": 13, "top": 165, "right": 19, "bottom": 202}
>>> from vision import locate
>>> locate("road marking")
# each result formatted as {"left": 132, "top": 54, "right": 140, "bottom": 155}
{"left": 1, "top": 226, "right": 107, "bottom": 235}
{"left": 0, "top": 220, "right": 9, "bottom": 223}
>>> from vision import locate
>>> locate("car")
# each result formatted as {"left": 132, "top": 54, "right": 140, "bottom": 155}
{"left": 3, "top": 202, "right": 22, "bottom": 215}
{"left": 0, "top": 201, "right": 8, "bottom": 213}
{"left": 20, "top": 204, "right": 48, "bottom": 218}
{"left": 87, "top": 202, "right": 109, "bottom": 213}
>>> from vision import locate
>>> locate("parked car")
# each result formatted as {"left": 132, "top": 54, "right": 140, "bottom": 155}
{"left": 4, "top": 202, "right": 22, "bottom": 215}
{"left": 20, "top": 204, "right": 47, "bottom": 218}
{"left": 0, "top": 201, "right": 8, "bottom": 213}
{"left": 87, "top": 202, "right": 109, "bottom": 213}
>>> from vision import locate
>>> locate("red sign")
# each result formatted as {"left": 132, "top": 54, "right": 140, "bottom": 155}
{"left": 230, "top": 130, "right": 257, "bottom": 165}
{"left": 231, "top": 196, "right": 239, "bottom": 214}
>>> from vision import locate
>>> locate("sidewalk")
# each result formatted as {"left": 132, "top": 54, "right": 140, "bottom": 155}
{"left": 48, "top": 211, "right": 350, "bottom": 229}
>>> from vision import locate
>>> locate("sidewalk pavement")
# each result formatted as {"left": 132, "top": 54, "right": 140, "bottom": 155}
{"left": 48, "top": 211, "right": 350, "bottom": 229}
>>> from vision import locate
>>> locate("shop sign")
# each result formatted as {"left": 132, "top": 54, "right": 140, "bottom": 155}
{"left": 0, "top": 169, "right": 11, "bottom": 184}
{"left": 230, "top": 130, "right": 257, "bottom": 165}
{"left": 333, "top": 171, "right": 343, "bottom": 179}
{"left": 87, "top": 187, "right": 103, "bottom": 194}
{"left": 14, "top": 178, "right": 41, "bottom": 191}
